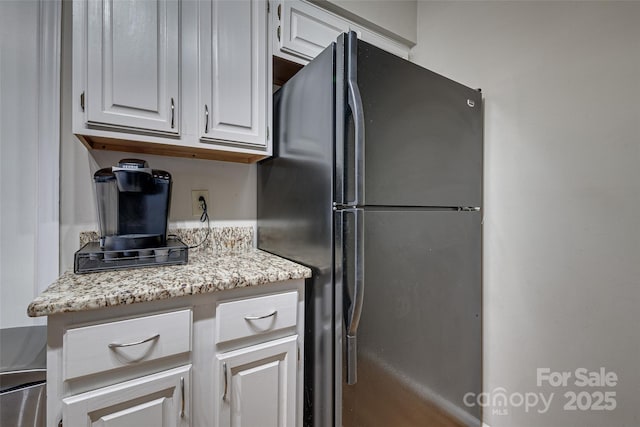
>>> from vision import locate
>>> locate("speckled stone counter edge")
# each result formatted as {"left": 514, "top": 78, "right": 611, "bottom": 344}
{"left": 28, "top": 228, "right": 311, "bottom": 317}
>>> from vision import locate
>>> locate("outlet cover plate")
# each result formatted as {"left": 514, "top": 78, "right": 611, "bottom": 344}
{"left": 191, "top": 190, "right": 209, "bottom": 217}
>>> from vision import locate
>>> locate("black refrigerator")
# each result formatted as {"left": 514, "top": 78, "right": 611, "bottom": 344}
{"left": 258, "top": 32, "right": 483, "bottom": 427}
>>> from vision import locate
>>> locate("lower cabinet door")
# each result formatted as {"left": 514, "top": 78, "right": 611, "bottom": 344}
{"left": 63, "top": 365, "right": 191, "bottom": 427}
{"left": 216, "top": 335, "right": 297, "bottom": 427}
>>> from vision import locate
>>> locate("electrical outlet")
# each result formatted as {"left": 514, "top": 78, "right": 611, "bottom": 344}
{"left": 191, "top": 190, "right": 209, "bottom": 217}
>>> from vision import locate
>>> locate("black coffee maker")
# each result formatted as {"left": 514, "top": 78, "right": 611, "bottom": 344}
{"left": 94, "top": 159, "right": 172, "bottom": 251}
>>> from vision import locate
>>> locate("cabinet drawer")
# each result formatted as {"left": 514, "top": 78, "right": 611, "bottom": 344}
{"left": 216, "top": 291, "right": 298, "bottom": 344}
{"left": 63, "top": 309, "right": 192, "bottom": 380}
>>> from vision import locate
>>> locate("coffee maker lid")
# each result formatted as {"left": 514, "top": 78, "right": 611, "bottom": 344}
{"left": 116, "top": 159, "right": 149, "bottom": 170}
{"left": 112, "top": 159, "right": 153, "bottom": 177}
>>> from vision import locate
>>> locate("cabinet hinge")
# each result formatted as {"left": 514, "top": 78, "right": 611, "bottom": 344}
{"left": 297, "top": 345, "right": 300, "bottom": 362}
{"left": 58, "top": 419, "right": 63, "bottom": 427}
{"left": 267, "top": 126, "right": 270, "bottom": 140}
{"left": 80, "top": 91, "right": 85, "bottom": 112}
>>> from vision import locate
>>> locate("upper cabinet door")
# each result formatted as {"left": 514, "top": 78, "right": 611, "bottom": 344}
{"left": 199, "top": 0, "right": 268, "bottom": 147}
{"left": 86, "top": 0, "right": 180, "bottom": 134}
{"left": 279, "top": 0, "right": 349, "bottom": 61}
{"left": 272, "top": 0, "right": 410, "bottom": 64}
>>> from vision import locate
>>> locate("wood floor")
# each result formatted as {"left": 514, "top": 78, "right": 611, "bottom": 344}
{"left": 342, "top": 355, "right": 467, "bottom": 427}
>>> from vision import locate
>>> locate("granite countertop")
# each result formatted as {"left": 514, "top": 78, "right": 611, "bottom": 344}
{"left": 27, "top": 228, "right": 312, "bottom": 318}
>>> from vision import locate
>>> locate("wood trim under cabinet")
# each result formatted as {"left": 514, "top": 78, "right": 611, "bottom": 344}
{"left": 77, "top": 134, "right": 267, "bottom": 164}
{"left": 273, "top": 56, "right": 304, "bottom": 86}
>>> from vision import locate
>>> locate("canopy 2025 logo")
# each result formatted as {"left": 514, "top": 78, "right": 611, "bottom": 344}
{"left": 463, "top": 367, "right": 618, "bottom": 416}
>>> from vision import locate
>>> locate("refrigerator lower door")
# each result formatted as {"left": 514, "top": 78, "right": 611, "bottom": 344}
{"left": 340, "top": 209, "right": 482, "bottom": 427}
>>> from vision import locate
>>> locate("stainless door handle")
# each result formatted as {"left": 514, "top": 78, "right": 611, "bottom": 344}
{"left": 244, "top": 310, "right": 277, "bottom": 320}
{"left": 180, "top": 376, "right": 185, "bottom": 418}
{"left": 345, "top": 31, "right": 365, "bottom": 207}
{"left": 222, "top": 362, "right": 228, "bottom": 401}
{"left": 344, "top": 208, "right": 364, "bottom": 385}
{"left": 204, "top": 104, "right": 209, "bottom": 133}
{"left": 170, "top": 97, "right": 175, "bottom": 129}
{"left": 108, "top": 333, "right": 160, "bottom": 349}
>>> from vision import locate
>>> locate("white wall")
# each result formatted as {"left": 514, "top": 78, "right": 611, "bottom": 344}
{"left": 0, "top": 0, "right": 60, "bottom": 330}
{"left": 0, "top": 0, "right": 39, "bottom": 329}
{"left": 311, "top": 0, "right": 417, "bottom": 44}
{"left": 412, "top": 2, "right": 639, "bottom": 426}
{"left": 59, "top": 1, "right": 257, "bottom": 272}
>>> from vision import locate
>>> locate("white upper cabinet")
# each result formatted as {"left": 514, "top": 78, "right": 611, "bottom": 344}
{"left": 279, "top": 0, "right": 348, "bottom": 61}
{"left": 85, "top": 0, "right": 180, "bottom": 134}
{"left": 272, "top": 0, "right": 412, "bottom": 64}
{"left": 72, "top": 0, "right": 271, "bottom": 163}
{"left": 199, "top": 0, "right": 269, "bottom": 147}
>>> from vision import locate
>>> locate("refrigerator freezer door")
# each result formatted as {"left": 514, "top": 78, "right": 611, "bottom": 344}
{"left": 342, "top": 37, "right": 483, "bottom": 208}
{"left": 341, "top": 209, "right": 482, "bottom": 427}
{"left": 257, "top": 43, "right": 337, "bottom": 427}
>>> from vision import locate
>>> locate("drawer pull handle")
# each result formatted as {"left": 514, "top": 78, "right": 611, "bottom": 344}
{"left": 180, "top": 376, "right": 185, "bottom": 418}
{"left": 204, "top": 104, "right": 209, "bottom": 133}
{"left": 170, "top": 97, "right": 175, "bottom": 129}
{"left": 108, "top": 333, "right": 160, "bottom": 349}
{"left": 244, "top": 310, "right": 277, "bottom": 321}
{"left": 222, "top": 362, "right": 228, "bottom": 401}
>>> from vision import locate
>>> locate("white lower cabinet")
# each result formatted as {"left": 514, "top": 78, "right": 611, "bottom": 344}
{"left": 63, "top": 365, "right": 191, "bottom": 427}
{"left": 47, "top": 280, "right": 305, "bottom": 427}
{"left": 216, "top": 336, "right": 298, "bottom": 427}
